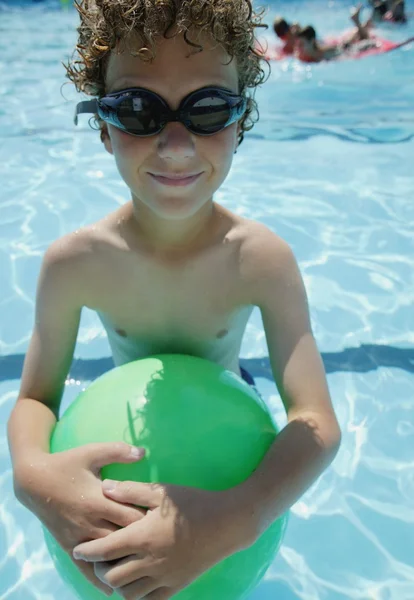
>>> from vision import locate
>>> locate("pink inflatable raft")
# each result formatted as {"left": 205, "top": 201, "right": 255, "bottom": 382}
{"left": 261, "top": 34, "right": 414, "bottom": 62}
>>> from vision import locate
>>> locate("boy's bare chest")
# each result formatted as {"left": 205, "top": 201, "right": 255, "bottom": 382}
{"left": 89, "top": 248, "right": 248, "bottom": 342}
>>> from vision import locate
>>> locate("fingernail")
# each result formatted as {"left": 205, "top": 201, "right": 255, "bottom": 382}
{"left": 130, "top": 446, "right": 145, "bottom": 459}
{"left": 102, "top": 479, "right": 117, "bottom": 492}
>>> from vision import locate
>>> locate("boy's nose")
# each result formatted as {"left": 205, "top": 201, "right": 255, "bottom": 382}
{"left": 157, "top": 122, "right": 196, "bottom": 161}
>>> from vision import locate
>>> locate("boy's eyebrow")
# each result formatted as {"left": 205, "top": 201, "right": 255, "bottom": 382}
{"left": 107, "top": 77, "right": 143, "bottom": 92}
{"left": 108, "top": 77, "right": 236, "bottom": 94}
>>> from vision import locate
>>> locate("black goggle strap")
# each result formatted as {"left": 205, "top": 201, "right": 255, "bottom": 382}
{"left": 231, "top": 96, "right": 248, "bottom": 118}
{"left": 74, "top": 99, "right": 99, "bottom": 125}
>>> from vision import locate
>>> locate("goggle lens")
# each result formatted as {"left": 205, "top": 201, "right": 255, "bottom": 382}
{"left": 75, "top": 87, "right": 246, "bottom": 137}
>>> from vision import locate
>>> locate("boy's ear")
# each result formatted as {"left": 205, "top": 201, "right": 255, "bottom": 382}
{"left": 100, "top": 123, "right": 113, "bottom": 155}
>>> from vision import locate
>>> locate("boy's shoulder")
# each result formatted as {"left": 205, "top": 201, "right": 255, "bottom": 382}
{"left": 39, "top": 211, "right": 124, "bottom": 307}
{"left": 230, "top": 217, "right": 300, "bottom": 296}
{"left": 228, "top": 217, "right": 304, "bottom": 313}
{"left": 44, "top": 209, "right": 124, "bottom": 269}
{"left": 233, "top": 217, "right": 295, "bottom": 268}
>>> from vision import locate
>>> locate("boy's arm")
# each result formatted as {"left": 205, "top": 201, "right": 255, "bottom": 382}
{"left": 8, "top": 234, "right": 142, "bottom": 499}
{"left": 7, "top": 235, "right": 146, "bottom": 595}
{"left": 239, "top": 230, "right": 341, "bottom": 538}
{"left": 8, "top": 237, "right": 82, "bottom": 479}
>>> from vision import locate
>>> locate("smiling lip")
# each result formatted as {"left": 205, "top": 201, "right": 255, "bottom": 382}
{"left": 149, "top": 172, "right": 203, "bottom": 187}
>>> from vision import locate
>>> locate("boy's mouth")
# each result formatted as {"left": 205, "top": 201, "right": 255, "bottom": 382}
{"left": 148, "top": 172, "right": 203, "bottom": 187}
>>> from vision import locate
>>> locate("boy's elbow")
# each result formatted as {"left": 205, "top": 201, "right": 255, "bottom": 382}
{"left": 311, "top": 416, "right": 341, "bottom": 473}
{"left": 290, "top": 407, "right": 341, "bottom": 447}
{"left": 293, "top": 409, "right": 342, "bottom": 461}
{"left": 325, "top": 418, "right": 342, "bottom": 460}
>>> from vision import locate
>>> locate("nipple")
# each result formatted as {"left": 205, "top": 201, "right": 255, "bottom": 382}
{"left": 216, "top": 329, "right": 228, "bottom": 339}
{"left": 116, "top": 328, "right": 127, "bottom": 338}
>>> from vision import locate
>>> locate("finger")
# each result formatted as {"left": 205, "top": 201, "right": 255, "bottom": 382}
{"left": 143, "top": 587, "right": 172, "bottom": 600}
{"left": 103, "top": 500, "right": 147, "bottom": 528}
{"left": 64, "top": 518, "right": 120, "bottom": 546}
{"left": 95, "top": 558, "right": 151, "bottom": 589}
{"left": 72, "top": 557, "right": 113, "bottom": 596}
{"left": 102, "top": 480, "right": 164, "bottom": 509}
{"left": 90, "top": 519, "right": 121, "bottom": 538}
{"left": 115, "top": 578, "right": 159, "bottom": 600}
{"left": 73, "top": 527, "right": 138, "bottom": 562}
{"left": 77, "top": 442, "right": 145, "bottom": 472}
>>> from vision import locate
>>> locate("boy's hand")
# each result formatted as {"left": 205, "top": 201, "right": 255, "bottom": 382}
{"left": 17, "top": 443, "right": 146, "bottom": 595}
{"left": 73, "top": 479, "right": 253, "bottom": 599}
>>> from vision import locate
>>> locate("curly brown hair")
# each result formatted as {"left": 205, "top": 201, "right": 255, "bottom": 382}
{"left": 65, "top": 0, "right": 269, "bottom": 145}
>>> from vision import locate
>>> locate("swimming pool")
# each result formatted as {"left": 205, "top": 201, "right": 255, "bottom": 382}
{"left": 1, "top": 0, "right": 413, "bottom": 598}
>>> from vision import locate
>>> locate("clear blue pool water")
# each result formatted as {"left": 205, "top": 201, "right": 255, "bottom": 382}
{"left": 1, "top": 0, "right": 413, "bottom": 598}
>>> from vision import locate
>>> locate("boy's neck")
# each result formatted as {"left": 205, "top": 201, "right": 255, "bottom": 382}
{"left": 129, "top": 197, "right": 219, "bottom": 254}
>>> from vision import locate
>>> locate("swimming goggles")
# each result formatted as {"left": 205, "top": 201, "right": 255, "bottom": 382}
{"left": 74, "top": 86, "right": 247, "bottom": 137}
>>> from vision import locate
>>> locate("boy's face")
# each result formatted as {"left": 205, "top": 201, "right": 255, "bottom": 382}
{"left": 103, "top": 33, "right": 240, "bottom": 221}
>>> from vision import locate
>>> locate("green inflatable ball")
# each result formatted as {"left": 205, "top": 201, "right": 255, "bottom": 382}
{"left": 44, "top": 354, "right": 288, "bottom": 600}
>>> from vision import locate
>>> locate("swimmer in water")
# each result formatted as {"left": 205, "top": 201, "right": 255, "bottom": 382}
{"left": 295, "top": 26, "right": 341, "bottom": 62}
{"left": 273, "top": 17, "right": 302, "bottom": 54}
{"left": 370, "top": 0, "right": 389, "bottom": 21}
{"left": 370, "top": 0, "right": 407, "bottom": 23}
{"left": 296, "top": 5, "right": 376, "bottom": 63}
{"left": 386, "top": 0, "right": 407, "bottom": 23}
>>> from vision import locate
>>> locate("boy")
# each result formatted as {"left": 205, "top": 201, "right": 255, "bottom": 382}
{"left": 7, "top": 0, "right": 341, "bottom": 598}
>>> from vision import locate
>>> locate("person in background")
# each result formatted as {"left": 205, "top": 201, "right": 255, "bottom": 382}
{"left": 370, "top": 0, "right": 389, "bottom": 21}
{"left": 296, "top": 5, "right": 375, "bottom": 63}
{"left": 294, "top": 26, "right": 341, "bottom": 62}
{"left": 386, "top": 0, "right": 407, "bottom": 23}
{"left": 273, "top": 17, "right": 302, "bottom": 54}
{"left": 370, "top": 0, "right": 407, "bottom": 23}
